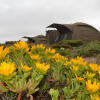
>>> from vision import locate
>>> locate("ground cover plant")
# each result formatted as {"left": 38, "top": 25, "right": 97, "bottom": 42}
{"left": 54, "top": 40, "right": 100, "bottom": 59}
{"left": 0, "top": 41, "right": 100, "bottom": 100}
{"left": 76, "top": 41, "right": 100, "bottom": 57}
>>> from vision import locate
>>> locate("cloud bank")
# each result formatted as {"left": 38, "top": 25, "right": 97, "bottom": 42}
{"left": 0, "top": 0, "right": 100, "bottom": 43}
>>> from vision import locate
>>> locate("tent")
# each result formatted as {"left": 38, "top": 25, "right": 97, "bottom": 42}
{"left": 23, "top": 35, "right": 46, "bottom": 44}
{"left": 46, "top": 22, "right": 100, "bottom": 44}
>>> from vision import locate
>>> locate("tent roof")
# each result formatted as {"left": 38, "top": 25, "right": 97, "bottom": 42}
{"left": 74, "top": 22, "right": 99, "bottom": 32}
{"left": 23, "top": 35, "right": 45, "bottom": 39}
{"left": 47, "top": 22, "right": 99, "bottom": 33}
{"left": 47, "top": 23, "right": 73, "bottom": 33}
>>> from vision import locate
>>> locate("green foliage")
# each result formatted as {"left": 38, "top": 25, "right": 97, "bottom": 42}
{"left": 56, "top": 48, "right": 72, "bottom": 57}
{"left": 49, "top": 89, "right": 59, "bottom": 100}
{"left": 0, "top": 82, "right": 8, "bottom": 94}
{"left": 51, "top": 40, "right": 84, "bottom": 58}
{"left": 59, "top": 40, "right": 84, "bottom": 47}
{"left": 76, "top": 41, "right": 100, "bottom": 57}
{"left": 0, "top": 42, "right": 49, "bottom": 98}
{"left": 55, "top": 41, "right": 100, "bottom": 58}
{"left": 1, "top": 41, "right": 100, "bottom": 100}
{"left": 51, "top": 40, "right": 84, "bottom": 49}
{"left": 63, "top": 79, "right": 87, "bottom": 100}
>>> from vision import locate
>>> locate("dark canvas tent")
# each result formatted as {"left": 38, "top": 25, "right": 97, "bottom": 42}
{"left": 46, "top": 30, "right": 60, "bottom": 44}
{"left": 46, "top": 22, "right": 100, "bottom": 44}
{"left": 23, "top": 35, "right": 46, "bottom": 44}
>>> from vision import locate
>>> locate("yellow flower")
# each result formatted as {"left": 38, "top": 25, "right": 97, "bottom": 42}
{"left": 0, "top": 62, "right": 15, "bottom": 76}
{"left": 75, "top": 74, "right": 84, "bottom": 81}
{"left": 14, "top": 41, "right": 29, "bottom": 52}
{"left": 21, "top": 63, "right": 32, "bottom": 72}
{"left": 36, "top": 44, "right": 45, "bottom": 49}
{"left": 71, "top": 65, "right": 79, "bottom": 71}
{"left": 31, "top": 44, "right": 45, "bottom": 50}
{"left": 86, "top": 71, "right": 95, "bottom": 78}
{"left": 36, "top": 62, "right": 50, "bottom": 72}
{"left": 52, "top": 53, "right": 67, "bottom": 62}
{"left": 71, "top": 98, "right": 76, "bottom": 100}
{"left": 31, "top": 45, "right": 35, "bottom": 50}
{"left": 64, "top": 61, "right": 71, "bottom": 66}
{"left": 30, "top": 54, "right": 41, "bottom": 60}
{"left": 98, "top": 70, "right": 100, "bottom": 76}
{"left": 45, "top": 48, "right": 56, "bottom": 54}
{"left": 97, "top": 66, "right": 100, "bottom": 75}
{"left": 86, "top": 80, "right": 100, "bottom": 92}
{"left": 90, "top": 94, "right": 100, "bottom": 100}
{"left": 70, "top": 56, "right": 87, "bottom": 66}
{"left": 89, "top": 63, "right": 99, "bottom": 71}
{"left": 0, "top": 46, "right": 9, "bottom": 59}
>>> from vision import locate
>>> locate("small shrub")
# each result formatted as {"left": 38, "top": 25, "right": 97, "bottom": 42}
{"left": 76, "top": 41, "right": 100, "bottom": 57}
{"left": 58, "top": 40, "right": 84, "bottom": 47}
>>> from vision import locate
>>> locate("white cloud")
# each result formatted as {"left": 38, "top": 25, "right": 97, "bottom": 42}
{"left": 0, "top": 0, "right": 100, "bottom": 43}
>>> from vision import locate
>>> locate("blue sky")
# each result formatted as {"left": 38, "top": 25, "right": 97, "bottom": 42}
{"left": 0, "top": 0, "right": 100, "bottom": 43}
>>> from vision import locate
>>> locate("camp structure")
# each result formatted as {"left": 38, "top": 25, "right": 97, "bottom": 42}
{"left": 46, "top": 22, "right": 100, "bottom": 44}
{"left": 46, "top": 30, "right": 60, "bottom": 44}
{"left": 23, "top": 35, "right": 46, "bottom": 44}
